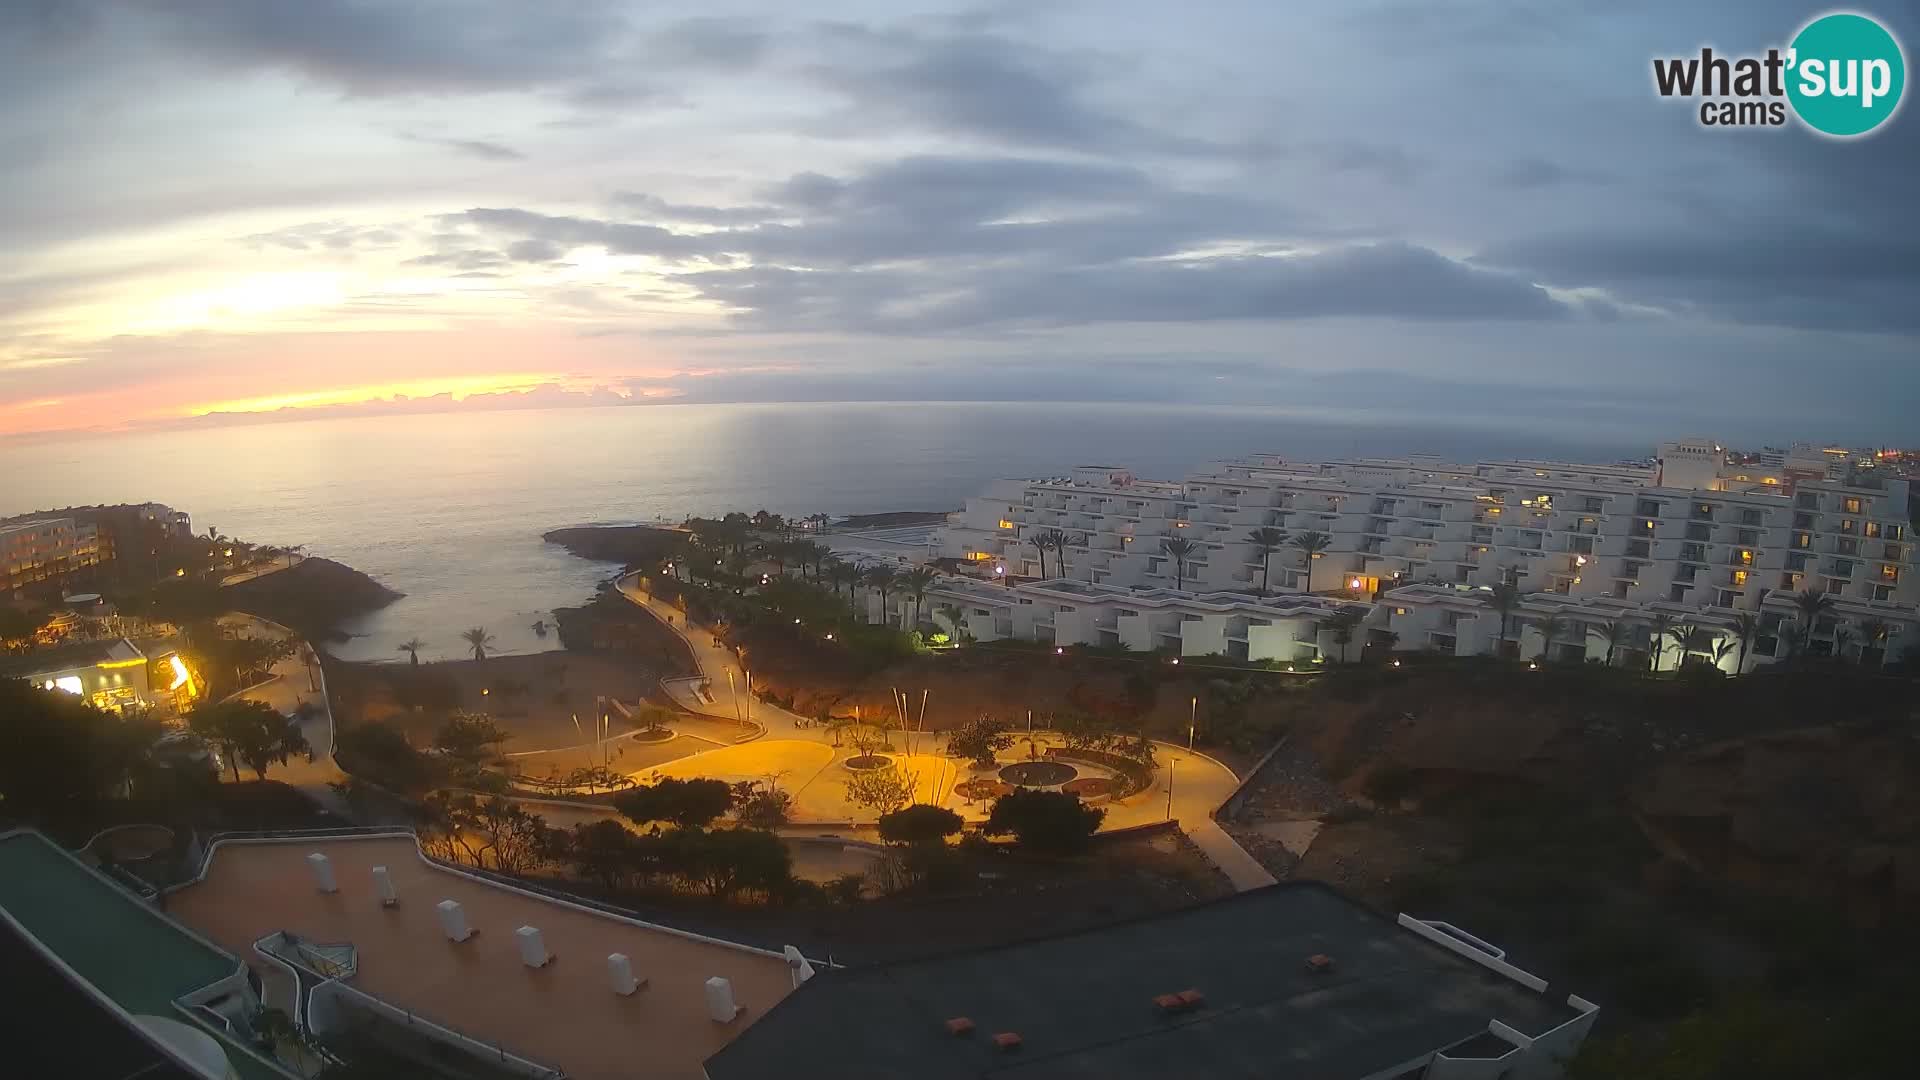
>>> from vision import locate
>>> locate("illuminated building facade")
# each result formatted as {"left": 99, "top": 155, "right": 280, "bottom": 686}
{"left": 1, "top": 518, "right": 103, "bottom": 598}
{"left": 0, "top": 638, "right": 164, "bottom": 713}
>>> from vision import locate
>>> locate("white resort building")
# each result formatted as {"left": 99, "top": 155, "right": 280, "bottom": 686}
{"left": 920, "top": 439, "right": 1917, "bottom": 671}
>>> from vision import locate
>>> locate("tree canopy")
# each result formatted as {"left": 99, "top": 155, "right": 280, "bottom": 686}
{"left": 614, "top": 777, "right": 737, "bottom": 830}
{"left": 0, "top": 679, "right": 154, "bottom": 822}
{"left": 189, "top": 698, "right": 309, "bottom": 781}
{"left": 878, "top": 804, "right": 963, "bottom": 848}
{"left": 983, "top": 789, "right": 1104, "bottom": 854}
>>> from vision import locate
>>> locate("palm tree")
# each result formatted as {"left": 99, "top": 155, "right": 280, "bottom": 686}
{"left": 1856, "top": 618, "right": 1891, "bottom": 667}
{"left": 1790, "top": 588, "right": 1835, "bottom": 657}
{"left": 1488, "top": 582, "right": 1522, "bottom": 658}
{"left": 1288, "top": 531, "right": 1332, "bottom": 592}
{"left": 1589, "top": 619, "right": 1630, "bottom": 667}
{"left": 1723, "top": 612, "right": 1760, "bottom": 674}
{"left": 936, "top": 603, "right": 967, "bottom": 640}
{"left": 1666, "top": 623, "right": 1703, "bottom": 668}
{"left": 865, "top": 566, "right": 898, "bottom": 625}
{"left": 1054, "top": 532, "right": 1087, "bottom": 581}
{"left": 900, "top": 567, "right": 937, "bottom": 629}
{"left": 1160, "top": 536, "right": 1199, "bottom": 591}
{"left": 1026, "top": 532, "right": 1049, "bottom": 579}
{"left": 459, "top": 627, "right": 495, "bottom": 662}
{"left": 1318, "top": 607, "right": 1366, "bottom": 663}
{"left": 396, "top": 637, "right": 426, "bottom": 667}
{"left": 828, "top": 562, "right": 860, "bottom": 614}
{"left": 1245, "top": 527, "right": 1289, "bottom": 594}
{"left": 1536, "top": 614, "right": 1570, "bottom": 662}
{"left": 1646, "top": 612, "right": 1674, "bottom": 671}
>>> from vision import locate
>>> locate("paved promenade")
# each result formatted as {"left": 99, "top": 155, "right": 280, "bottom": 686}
{"left": 612, "top": 572, "right": 1275, "bottom": 890}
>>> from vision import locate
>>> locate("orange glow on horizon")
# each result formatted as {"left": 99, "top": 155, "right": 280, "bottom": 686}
{"left": 185, "top": 372, "right": 602, "bottom": 416}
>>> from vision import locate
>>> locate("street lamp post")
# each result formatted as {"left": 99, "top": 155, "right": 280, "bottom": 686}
{"left": 1164, "top": 752, "right": 1175, "bottom": 821}
{"left": 1189, "top": 695, "right": 1197, "bottom": 753}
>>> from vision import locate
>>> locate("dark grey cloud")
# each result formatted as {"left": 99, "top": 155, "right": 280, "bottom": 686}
{"left": 1476, "top": 125, "right": 1920, "bottom": 333}
{"left": 677, "top": 241, "right": 1573, "bottom": 333}
{"left": 449, "top": 152, "right": 1574, "bottom": 333}
{"left": 450, "top": 208, "right": 717, "bottom": 260}
{"left": 1492, "top": 156, "right": 1611, "bottom": 189}
{"left": 653, "top": 16, "right": 770, "bottom": 69}
{"left": 801, "top": 22, "right": 1207, "bottom": 155}
{"left": 128, "top": 0, "right": 634, "bottom": 95}
{"left": 609, "top": 193, "right": 778, "bottom": 227}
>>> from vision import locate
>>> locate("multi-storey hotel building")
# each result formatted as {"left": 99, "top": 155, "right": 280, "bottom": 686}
{"left": 925, "top": 439, "right": 1915, "bottom": 670}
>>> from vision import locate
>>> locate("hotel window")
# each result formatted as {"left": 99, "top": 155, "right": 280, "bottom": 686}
{"left": 1796, "top": 492, "right": 1819, "bottom": 509}
{"left": 1794, "top": 532, "right": 1812, "bottom": 549}
{"left": 998, "top": 519, "right": 1015, "bottom": 529}
{"left": 1840, "top": 519, "right": 1858, "bottom": 534}
{"left": 1889, "top": 524, "right": 1906, "bottom": 541}
{"left": 1883, "top": 565, "right": 1901, "bottom": 583}
{"left": 1735, "top": 549, "right": 1754, "bottom": 565}
{"left": 1864, "top": 522, "right": 1882, "bottom": 539}
{"left": 1732, "top": 570, "right": 1749, "bottom": 587}
{"left": 1843, "top": 497, "right": 1862, "bottom": 513}
{"left": 1781, "top": 573, "right": 1801, "bottom": 590}
{"left": 1740, "top": 509, "right": 1763, "bottom": 526}
{"left": 1838, "top": 538, "right": 1859, "bottom": 556}
{"left": 1874, "top": 585, "right": 1895, "bottom": 601}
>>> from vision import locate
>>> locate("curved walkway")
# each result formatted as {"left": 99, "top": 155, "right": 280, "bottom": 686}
{"left": 215, "top": 612, "right": 351, "bottom": 818}
{"left": 613, "top": 572, "right": 1275, "bottom": 890}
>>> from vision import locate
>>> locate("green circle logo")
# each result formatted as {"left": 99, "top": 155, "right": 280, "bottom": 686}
{"left": 1787, "top": 12, "right": 1906, "bottom": 137}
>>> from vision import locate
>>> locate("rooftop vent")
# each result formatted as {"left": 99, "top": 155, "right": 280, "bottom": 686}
{"left": 993, "top": 1032, "right": 1023, "bottom": 1052}
{"left": 945, "top": 1017, "right": 975, "bottom": 1036}
{"left": 1306, "top": 954, "right": 1335, "bottom": 974}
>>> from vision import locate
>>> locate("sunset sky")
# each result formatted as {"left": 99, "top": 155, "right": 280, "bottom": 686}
{"left": 3, "top": 1, "right": 1915, "bottom": 441}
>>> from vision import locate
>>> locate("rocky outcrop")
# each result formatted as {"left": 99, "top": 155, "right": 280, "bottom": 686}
{"left": 225, "top": 557, "right": 400, "bottom": 640}
{"left": 541, "top": 525, "right": 682, "bottom": 566}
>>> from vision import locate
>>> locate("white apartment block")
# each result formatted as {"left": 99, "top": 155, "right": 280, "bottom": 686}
{"left": 922, "top": 577, "right": 1368, "bottom": 664}
{"left": 925, "top": 440, "right": 1917, "bottom": 670}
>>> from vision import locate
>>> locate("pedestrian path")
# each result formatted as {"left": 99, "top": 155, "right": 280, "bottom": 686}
{"left": 612, "top": 571, "right": 1278, "bottom": 891}
{"left": 217, "top": 612, "right": 352, "bottom": 819}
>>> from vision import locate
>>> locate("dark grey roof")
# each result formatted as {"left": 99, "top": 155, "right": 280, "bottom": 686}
{"left": 706, "top": 882, "right": 1578, "bottom": 1080}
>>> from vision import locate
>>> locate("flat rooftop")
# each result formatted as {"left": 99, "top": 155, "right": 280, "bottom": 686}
{"left": 167, "top": 836, "right": 796, "bottom": 1080}
{"left": 707, "top": 882, "right": 1580, "bottom": 1080}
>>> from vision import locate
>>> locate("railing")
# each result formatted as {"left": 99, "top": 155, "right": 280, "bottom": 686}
{"left": 308, "top": 978, "right": 566, "bottom": 1080}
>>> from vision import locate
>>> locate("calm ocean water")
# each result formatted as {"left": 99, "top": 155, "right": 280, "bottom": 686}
{"left": 3, "top": 402, "right": 1638, "bottom": 662}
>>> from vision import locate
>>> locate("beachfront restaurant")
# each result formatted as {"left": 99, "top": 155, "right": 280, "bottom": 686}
{"left": 0, "top": 637, "right": 158, "bottom": 713}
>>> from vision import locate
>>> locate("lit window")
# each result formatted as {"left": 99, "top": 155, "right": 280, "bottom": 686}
{"left": 1843, "top": 497, "right": 1862, "bottom": 513}
{"left": 998, "top": 519, "right": 1014, "bottom": 529}
{"left": 1732, "top": 570, "right": 1749, "bottom": 587}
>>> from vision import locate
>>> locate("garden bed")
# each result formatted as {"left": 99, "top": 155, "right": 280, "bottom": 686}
{"left": 999, "top": 761, "right": 1078, "bottom": 786}
{"left": 844, "top": 754, "right": 893, "bottom": 771}
{"left": 1046, "top": 748, "right": 1153, "bottom": 798}
{"left": 954, "top": 779, "right": 1015, "bottom": 802}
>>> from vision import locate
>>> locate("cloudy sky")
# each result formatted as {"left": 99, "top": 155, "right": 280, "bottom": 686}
{"left": 2, "top": 0, "right": 1914, "bottom": 442}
